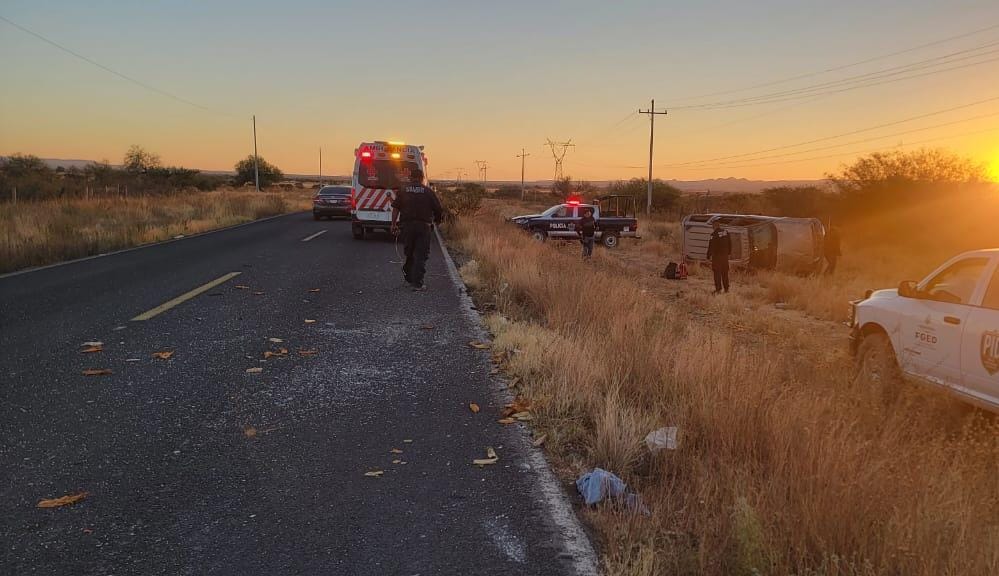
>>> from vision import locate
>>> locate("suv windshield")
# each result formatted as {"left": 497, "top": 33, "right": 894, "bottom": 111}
{"left": 356, "top": 160, "right": 420, "bottom": 189}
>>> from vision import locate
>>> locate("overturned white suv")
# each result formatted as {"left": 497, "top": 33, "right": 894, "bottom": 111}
{"left": 850, "top": 249, "right": 999, "bottom": 412}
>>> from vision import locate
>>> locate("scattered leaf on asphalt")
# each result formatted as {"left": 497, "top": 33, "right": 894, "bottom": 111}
{"left": 152, "top": 351, "right": 174, "bottom": 360}
{"left": 497, "top": 418, "right": 515, "bottom": 425}
{"left": 82, "top": 369, "right": 112, "bottom": 376}
{"left": 402, "top": 439, "right": 413, "bottom": 443}
{"left": 533, "top": 434, "right": 548, "bottom": 447}
{"left": 309, "top": 288, "right": 321, "bottom": 293}
{"left": 125, "top": 358, "right": 141, "bottom": 362}
{"left": 82, "top": 341, "right": 103, "bottom": 347}
{"left": 421, "top": 324, "right": 434, "bottom": 330}
{"left": 390, "top": 448, "right": 403, "bottom": 454}
{"left": 268, "top": 338, "right": 284, "bottom": 343}
{"left": 469, "top": 403, "right": 480, "bottom": 414}
{"left": 501, "top": 396, "right": 532, "bottom": 417}
{"left": 37, "top": 492, "right": 88, "bottom": 508}
{"left": 80, "top": 345, "right": 103, "bottom": 354}
{"left": 304, "top": 319, "right": 316, "bottom": 324}
{"left": 298, "top": 349, "right": 318, "bottom": 357}
{"left": 263, "top": 348, "right": 288, "bottom": 359}
{"left": 243, "top": 426, "right": 257, "bottom": 438}
{"left": 392, "top": 459, "right": 402, "bottom": 464}
{"left": 468, "top": 341, "right": 490, "bottom": 350}
{"left": 252, "top": 291, "right": 265, "bottom": 296}
{"left": 474, "top": 447, "right": 499, "bottom": 466}
{"left": 245, "top": 367, "right": 263, "bottom": 374}
{"left": 364, "top": 470, "right": 384, "bottom": 477}
{"left": 235, "top": 285, "right": 250, "bottom": 290}
{"left": 513, "top": 412, "right": 534, "bottom": 422}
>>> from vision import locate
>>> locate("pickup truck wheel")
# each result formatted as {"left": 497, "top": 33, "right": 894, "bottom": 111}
{"left": 854, "top": 331, "right": 902, "bottom": 398}
{"left": 601, "top": 231, "right": 619, "bottom": 248}
{"left": 531, "top": 229, "right": 547, "bottom": 242}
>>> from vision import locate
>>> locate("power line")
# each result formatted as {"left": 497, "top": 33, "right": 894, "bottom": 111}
{"left": 660, "top": 94, "right": 999, "bottom": 168}
{"left": 673, "top": 124, "right": 999, "bottom": 172}
{"left": 670, "top": 41, "right": 999, "bottom": 110}
{"left": 0, "top": 14, "right": 238, "bottom": 117}
{"left": 667, "top": 22, "right": 999, "bottom": 103}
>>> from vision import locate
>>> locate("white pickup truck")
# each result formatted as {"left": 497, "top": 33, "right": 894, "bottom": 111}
{"left": 850, "top": 249, "right": 999, "bottom": 411}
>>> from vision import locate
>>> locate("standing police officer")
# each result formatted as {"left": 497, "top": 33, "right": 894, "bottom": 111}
{"left": 390, "top": 170, "right": 444, "bottom": 291}
{"left": 706, "top": 220, "right": 732, "bottom": 294}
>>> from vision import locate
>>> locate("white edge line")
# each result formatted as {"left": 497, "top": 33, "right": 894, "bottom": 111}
{"left": 301, "top": 230, "right": 328, "bottom": 242}
{"left": 433, "top": 227, "right": 600, "bottom": 576}
{"left": 0, "top": 211, "right": 304, "bottom": 280}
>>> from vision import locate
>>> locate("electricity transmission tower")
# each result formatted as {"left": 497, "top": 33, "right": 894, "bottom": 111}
{"left": 544, "top": 138, "right": 574, "bottom": 189}
{"left": 454, "top": 167, "right": 466, "bottom": 185}
{"left": 474, "top": 160, "right": 489, "bottom": 184}
{"left": 638, "top": 99, "right": 667, "bottom": 216}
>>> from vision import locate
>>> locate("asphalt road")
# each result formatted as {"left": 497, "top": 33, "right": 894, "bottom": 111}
{"left": 0, "top": 213, "right": 596, "bottom": 576}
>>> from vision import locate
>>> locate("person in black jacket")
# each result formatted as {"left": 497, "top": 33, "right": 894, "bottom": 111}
{"left": 706, "top": 221, "right": 732, "bottom": 294}
{"left": 390, "top": 170, "right": 443, "bottom": 291}
{"left": 576, "top": 208, "right": 596, "bottom": 260}
{"left": 824, "top": 225, "right": 842, "bottom": 275}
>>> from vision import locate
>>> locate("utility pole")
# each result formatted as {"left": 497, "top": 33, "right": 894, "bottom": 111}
{"left": 516, "top": 148, "right": 530, "bottom": 201}
{"left": 638, "top": 99, "right": 667, "bottom": 216}
{"left": 318, "top": 147, "right": 322, "bottom": 186}
{"left": 252, "top": 115, "right": 260, "bottom": 192}
{"left": 474, "top": 160, "right": 489, "bottom": 184}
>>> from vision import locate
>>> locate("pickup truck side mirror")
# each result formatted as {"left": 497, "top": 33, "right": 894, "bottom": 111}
{"left": 898, "top": 280, "right": 919, "bottom": 299}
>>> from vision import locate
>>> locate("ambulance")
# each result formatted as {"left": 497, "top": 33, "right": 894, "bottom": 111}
{"left": 351, "top": 141, "right": 428, "bottom": 240}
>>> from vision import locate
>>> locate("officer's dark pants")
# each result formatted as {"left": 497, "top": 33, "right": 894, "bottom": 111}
{"left": 712, "top": 261, "right": 730, "bottom": 292}
{"left": 581, "top": 235, "right": 595, "bottom": 259}
{"left": 402, "top": 221, "right": 432, "bottom": 286}
{"left": 824, "top": 255, "right": 838, "bottom": 275}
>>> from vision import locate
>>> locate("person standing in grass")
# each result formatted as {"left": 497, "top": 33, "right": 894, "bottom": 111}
{"left": 824, "top": 225, "right": 842, "bottom": 275}
{"left": 706, "top": 220, "right": 731, "bottom": 293}
{"left": 577, "top": 207, "right": 596, "bottom": 260}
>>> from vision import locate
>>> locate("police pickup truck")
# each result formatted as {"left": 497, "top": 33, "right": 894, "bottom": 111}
{"left": 850, "top": 249, "right": 999, "bottom": 412}
{"left": 510, "top": 196, "right": 639, "bottom": 248}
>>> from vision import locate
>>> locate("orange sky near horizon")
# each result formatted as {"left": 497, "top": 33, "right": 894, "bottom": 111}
{"left": 2, "top": 1, "right": 999, "bottom": 182}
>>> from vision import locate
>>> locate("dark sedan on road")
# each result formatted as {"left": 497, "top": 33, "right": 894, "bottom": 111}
{"left": 313, "top": 185, "right": 352, "bottom": 220}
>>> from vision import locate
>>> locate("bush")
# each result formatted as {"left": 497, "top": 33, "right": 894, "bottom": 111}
{"left": 494, "top": 185, "right": 522, "bottom": 199}
{"left": 438, "top": 182, "right": 485, "bottom": 220}
{"left": 606, "top": 178, "right": 681, "bottom": 212}
{"left": 234, "top": 156, "right": 284, "bottom": 187}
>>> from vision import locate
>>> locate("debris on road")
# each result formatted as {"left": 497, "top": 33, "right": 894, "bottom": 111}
{"left": 304, "top": 319, "right": 316, "bottom": 324}
{"left": 81, "top": 369, "right": 112, "bottom": 376}
{"left": 468, "top": 340, "right": 490, "bottom": 350}
{"left": 243, "top": 426, "right": 257, "bottom": 438}
{"left": 37, "top": 491, "right": 88, "bottom": 508}
{"left": 235, "top": 285, "right": 250, "bottom": 290}
{"left": 501, "top": 396, "right": 531, "bottom": 418}
{"left": 644, "top": 427, "right": 679, "bottom": 453}
{"left": 308, "top": 288, "right": 321, "bottom": 293}
{"left": 576, "top": 468, "right": 649, "bottom": 514}
{"left": 421, "top": 324, "right": 435, "bottom": 330}
{"left": 497, "top": 418, "right": 515, "bottom": 425}
{"left": 263, "top": 348, "right": 288, "bottom": 359}
{"left": 152, "top": 351, "right": 174, "bottom": 360}
{"left": 390, "top": 448, "right": 403, "bottom": 454}
{"left": 245, "top": 367, "right": 263, "bottom": 374}
{"left": 473, "top": 447, "right": 498, "bottom": 466}
{"left": 297, "top": 349, "right": 318, "bottom": 357}
{"left": 533, "top": 434, "right": 547, "bottom": 447}
{"left": 364, "top": 470, "right": 384, "bottom": 478}
{"left": 80, "top": 345, "right": 102, "bottom": 354}
{"left": 81, "top": 341, "right": 103, "bottom": 347}
{"left": 252, "top": 291, "right": 265, "bottom": 296}
{"left": 469, "top": 402, "right": 481, "bottom": 413}
{"left": 268, "top": 338, "right": 284, "bottom": 343}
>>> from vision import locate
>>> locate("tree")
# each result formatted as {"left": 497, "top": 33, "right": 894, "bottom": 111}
{"left": 828, "top": 148, "right": 987, "bottom": 214}
{"left": 122, "top": 145, "right": 161, "bottom": 173}
{"left": 234, "top": 156, "right": 284, "bottom": 187}
{"left": 0, "top": 154, "right": 51, "bottom": 178}
{"left": 762, "top": 185, "right": 834, "bottom": 217}
{"left": 606, "top": 178, "right": 681, "bottom": 213}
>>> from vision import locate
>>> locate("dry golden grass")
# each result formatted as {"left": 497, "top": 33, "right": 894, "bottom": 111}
{"left": 0, "top": 188, "right": 313, "bottom": 273}
{"left": 451, "top": 199, "right": 999, "bottom": 575}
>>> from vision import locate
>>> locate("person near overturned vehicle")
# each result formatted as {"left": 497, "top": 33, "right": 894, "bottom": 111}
{"left": 390, "top": 170, "right": 444, "bottom": 291}
{"left": 576, "top": 207, "right": 597, "bottom": 260}
{"left": 706, "top": 220, "right": 732, "bottom": 294}
{"left": 824, "top": 225, "right": 842, "bottom": 275}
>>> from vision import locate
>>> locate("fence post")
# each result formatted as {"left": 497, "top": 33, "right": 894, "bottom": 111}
{"left": 12, "top": 187, "right": 16, "bottom": 205}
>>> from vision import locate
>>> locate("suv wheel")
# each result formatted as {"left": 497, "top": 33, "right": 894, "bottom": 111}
{"left": 601, "top": 231, "right": 619, "bottom": 248}
{"left": 854, "top": 331, "right": 902, "bottom": 399}
{"left": 531, "top": 229, "right": 547, "bottom": 242}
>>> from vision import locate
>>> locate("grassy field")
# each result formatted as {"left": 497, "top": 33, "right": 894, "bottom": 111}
{"left": 0, "top": 188, "right": 313, "bottom": 273}
{"left": 450, "top": 198, "right": 998, "bottom": 575}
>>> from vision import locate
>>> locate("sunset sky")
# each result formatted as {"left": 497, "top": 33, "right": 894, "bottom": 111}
{"left": 2, "top": 0, "right": 999, "bottom": 181}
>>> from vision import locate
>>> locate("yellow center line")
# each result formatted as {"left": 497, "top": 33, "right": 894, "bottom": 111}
{"left": 131, "top": 272, "right": 242, "bottom": 321}
{"left": 301, "top": 230, "right": 328, "bottom": 242}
